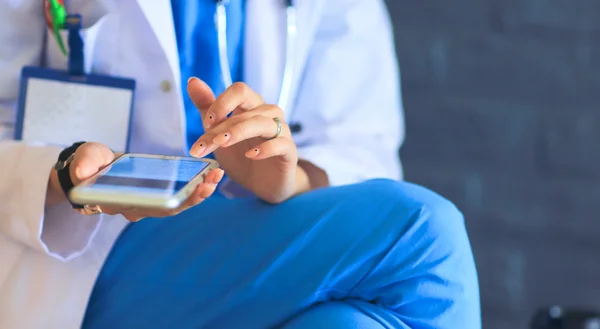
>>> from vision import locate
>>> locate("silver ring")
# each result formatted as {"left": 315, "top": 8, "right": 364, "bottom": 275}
{"left": 270, "top": 117, "right": 282, "bottom": 140}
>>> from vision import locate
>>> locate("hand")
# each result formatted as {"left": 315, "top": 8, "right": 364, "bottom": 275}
{"left": 186, "top": 78, "right": 310, "bottom": 203}
{"left": 47, "top": 142, "right": 224, "bottom": 222}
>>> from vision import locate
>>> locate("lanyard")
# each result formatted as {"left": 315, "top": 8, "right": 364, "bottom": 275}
{"left": 43, "top": 0, "right": 296, "bottom": 103}
{"left": 43, "top": 0, "right": 84, "bottom": 75}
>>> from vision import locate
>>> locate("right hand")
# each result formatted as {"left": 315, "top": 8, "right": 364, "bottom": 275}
{"left": 47, "top": 142, "right": 224, "bottom": 222}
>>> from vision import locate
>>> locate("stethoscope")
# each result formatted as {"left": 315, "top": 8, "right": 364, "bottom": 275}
{"left": 215, "top": 0, "right": 296, "bottom": 111}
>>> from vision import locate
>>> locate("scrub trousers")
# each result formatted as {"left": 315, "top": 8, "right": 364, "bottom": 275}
{"left": 81, "top": 179, "right": 481, "bottom": 329}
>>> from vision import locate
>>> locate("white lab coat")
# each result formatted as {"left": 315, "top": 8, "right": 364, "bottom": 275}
{"left": 0, "top": 0, "right": 404, "bottom": 328}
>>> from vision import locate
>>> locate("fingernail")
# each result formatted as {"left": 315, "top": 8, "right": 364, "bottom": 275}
{"left": 191, "top": 142, "right": 206, "bottom": 157}
{"left": 245, "top": 148, "right": 260, "bottom": 158}
{"left": 216, "top": 169, "right": 225, "bottom": 182}
{"left": 213, "top": 132, "right": 230, "bottom": 145}
{"left": 187, "top": 76, "right": 198, "bottom": 84}
{"left": 205, "top": 113, "right": 215, "bottom": 128}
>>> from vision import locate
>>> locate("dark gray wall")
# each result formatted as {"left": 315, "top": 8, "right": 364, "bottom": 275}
{"left": 385, "top": 1, "right": 600, "bottom": 328}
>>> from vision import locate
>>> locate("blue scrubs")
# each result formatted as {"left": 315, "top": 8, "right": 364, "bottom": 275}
{"left": 82, "top": 2, "right": 481, "bottom": 328}
{"left": 82, "top": 180, "right": 480, "bottom": 328}
{"left": 170, "top": 0, "right": 244, "bottom": 151}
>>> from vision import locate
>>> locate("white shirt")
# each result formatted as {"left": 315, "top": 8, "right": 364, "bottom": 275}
{"left": 0, "top": 0, "right": 404, "bottom": 328}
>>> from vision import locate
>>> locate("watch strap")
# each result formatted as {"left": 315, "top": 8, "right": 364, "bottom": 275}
{"left": 56, "top": 141, "right": 86, "bottom": 208}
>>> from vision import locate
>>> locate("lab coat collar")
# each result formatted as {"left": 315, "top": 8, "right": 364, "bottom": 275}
{"left": 134, "top": 0, "right": 289, "bottom": 109}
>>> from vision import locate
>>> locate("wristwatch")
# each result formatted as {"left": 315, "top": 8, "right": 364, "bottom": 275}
{"left": 54, "top": 141, "right": 103, "bottom": 215}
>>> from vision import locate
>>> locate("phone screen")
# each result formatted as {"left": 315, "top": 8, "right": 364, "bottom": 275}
{"left": 87, "top": 155, "right": 210, "bottom": 195}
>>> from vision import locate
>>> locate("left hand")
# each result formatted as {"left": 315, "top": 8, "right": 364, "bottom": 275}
{"left": 47, "top": 142, "right": 224, "bottom": 222}
{"left": 186, "top": 78, "right": 308, "bottom": 203}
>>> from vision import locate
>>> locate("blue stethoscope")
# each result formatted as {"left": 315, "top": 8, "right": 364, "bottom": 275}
{"left": 215, "top": 0, "right": 296, "bottom": 111}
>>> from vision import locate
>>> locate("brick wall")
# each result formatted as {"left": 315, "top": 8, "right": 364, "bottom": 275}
{"left": 385, "top": 1, "right": 600, "bottom": 328}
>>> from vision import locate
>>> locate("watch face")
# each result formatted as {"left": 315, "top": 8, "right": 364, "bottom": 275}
{"left": 55, "top": 153, "right": 75, "bottom": 171}
{"left": 54, "top": 160, "right": 66, "bottom": 171}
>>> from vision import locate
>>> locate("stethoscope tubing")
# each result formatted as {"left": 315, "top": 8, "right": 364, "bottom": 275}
{"left": 215, "top": 0, "right": 296, "bottom": 111}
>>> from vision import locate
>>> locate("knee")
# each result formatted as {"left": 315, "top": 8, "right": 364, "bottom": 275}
{"left": 362, "top": 178, "right": 467, "bottom": 238}
{"left": 415, "top": 187, "right": 475, "bottom": 276}
{"left": 365, "top": 179, "right": 479, "bottom": 317}
{"left": 328, "top": 179, "right": 480, "bottom": 324}
{"left": 359, "top": 178, "right": 476, "bottom": 277}
{"left": 403, "top": 181, "right": 469, "bottom": 248}
{"left": 315, "top": 178, "right": 475, "bottom": 267}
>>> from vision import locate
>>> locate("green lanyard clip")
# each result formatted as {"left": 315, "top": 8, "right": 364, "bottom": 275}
{"left": 44, "top": 0, "right": 68, "bottom": 55}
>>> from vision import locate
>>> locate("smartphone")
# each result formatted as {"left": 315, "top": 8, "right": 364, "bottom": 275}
{"left": 68, "top": 153, "right": 219, "bottom": 209}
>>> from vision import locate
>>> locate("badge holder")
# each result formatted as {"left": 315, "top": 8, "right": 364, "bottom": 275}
{"left": 14, "top": 12, "right": 136, "bottom": 153}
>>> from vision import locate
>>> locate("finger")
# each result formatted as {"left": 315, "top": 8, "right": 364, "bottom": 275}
{"left": 112, "top": 208, "right": 144, "bottom": 222}
{"left": 70, "top": 143, "right": 115, "bottom": 185}
{"left": 212, "top": 115, "right": 287, "bottom": 148}
{"left": 171, "top": 170, "right": 224, "bottom": 211}
{"left": 116, "top": 169, "right": 224, "bottom": 221}
{"left": 197, "top": 167, "right": 224, "bottom": 186}
{"left": 189, "top": 115, "right": 246, "bottom": 157}
{"left": 187, "top": 77, "right": 216, "bottom": 119}
{"left": 190, "top": 105, "right": 283, "bottom": 157}
{"left": 189, "top": 139, "right": 218, "bottom": 159}
{"left": 94, "top": 207, "right": 145, "bottom": 223}
{"left": 208, "top": 103, "right": 284, "bottom": 135}
{"left": 154, "top": 183, "right": 217, "bottom": 217}
{"left": 194, "top": 182, "right": 219, "bottom": 200}
{"left": 245, "top": 137, "right": 297, "bottom": 164}
{"left": 105, "top": 206, "right": 148, "bottom": 222}
{"left": 96, "top": 206, "right": 121, "bottom": 216}
{"left": 122, "top": 213, "right": 145, "bottom": 223}
{"left": 203, "top": 82, "right": 264, "bottom": 129}
{"left": 205, "top": 168, "right": 225, "bottom": 185}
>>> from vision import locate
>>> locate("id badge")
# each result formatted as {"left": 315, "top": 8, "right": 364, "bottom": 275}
{"left": 13, "top": 12, "right": 136, "bottom": 152}
{"left": 14, "top": 66, "right": 136, "bottom": 153}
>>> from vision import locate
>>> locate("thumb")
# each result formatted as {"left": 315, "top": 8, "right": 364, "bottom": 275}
{"left": 186, "top": 77, "right": 215, "bottom": 120}
{"left": 70, "top": 142, "right": 115, "bottom": 185}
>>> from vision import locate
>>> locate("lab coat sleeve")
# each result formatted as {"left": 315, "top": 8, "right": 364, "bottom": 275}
{"left": 0, "top": 138, "right": 103, "bottom": 261}
{"left": 294, "top": 0, "right": 405, "bottom": 186}
{"left": 0, "top": 0, "right": 102, "bottom": 261}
